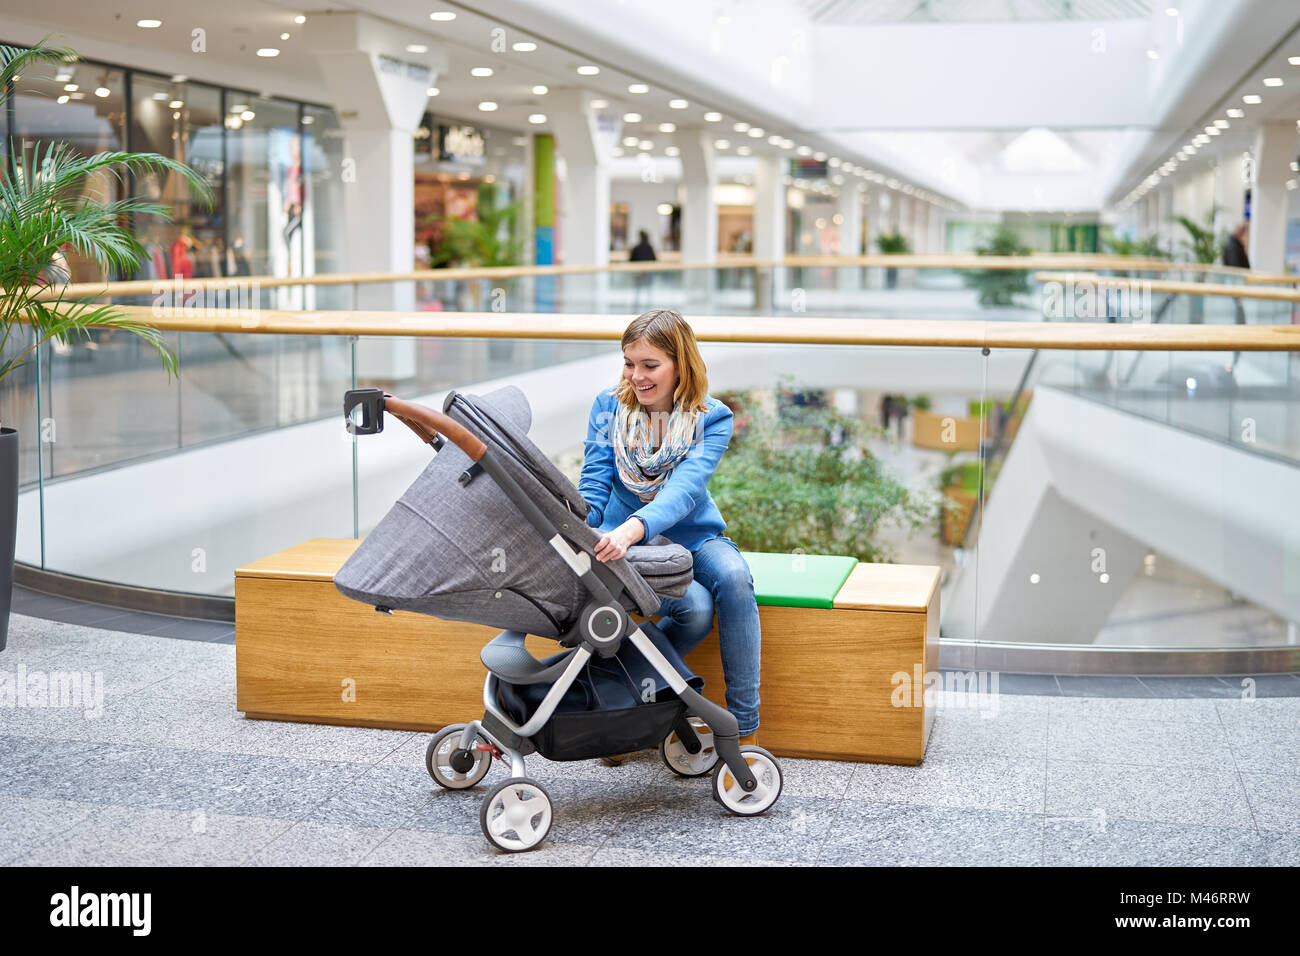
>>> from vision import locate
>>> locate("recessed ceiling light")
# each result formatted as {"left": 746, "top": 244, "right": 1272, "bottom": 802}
{"left": 529, "top": 114, "right": 546, "bottom": 124}
{"left": 427, "top": 87, "right": 439, "bottom": 96}
{"left": 639, "top": 140, "right": 653, "bottom": 150}
{"left": 169, "top": 99, "right": 184, "bottom": 108}
{"left": 280, "top": 32, "right": 290, "bottom": 40}
{"left": 294, "top": 15, "right": 306, "bottom": 24}
{"left": 796, "top": 145, "right": 812, "bottom": 156}
{"left": 665, "top": 145, "right": 680, "bottom": 156}
{"left": 430, "top": 11, "right": 456, "bottom": 20}
{"left": 56, "top": 94, "right": 69, "bottom": 104}
{"left": 1290, "top": 56, "right": 1300, "bottom": 66}
{"left": 63, "top": 83, "right": 78, "bottom": 91}
{"left": 781, "top": 138, "right": 794, "bottom": 149}
{"left": 748, "top": 128, "right": 764, "bottom": 138}
{"left": 577, "top": 65, "right": 600, "bottom": 75}
{"left": 590, "top": 98, "right": 608, "bottom": 109}
{"left": 669, "top": 99, "right": 688, "bottom": 109}
{"left": 171, "top": 74, "right": 187, "bottom": 83}
{"left": 1264, "top": 77, "right": 1284, "bottom": 87}
{"left": 532, "top": 85, "right": 548, "bottom": 95}
{"left": 622, "top": 136, "right": 638, "bottom": 147}
{"left": 828, "top": 157, "right": 841, "bottom": 167}
{"left": 1206, "top": 127, "right": 1220, "bottom": 135}
{"left": 1226, "top": 108, "right": 1244, "bottom": 117}
{"left": 715, "top": 139, "right": 730, "bottom": 149}
{"left": 137, "top": 19, "right": 161, "bottom": 29}
{"left": 767, "top": 134, "right": 782, "bottom": 145}
{"left": 703, "top": 112, "right": 722, "bottom": 122}
{"left": 241, "top": 110, "right": 255, "bottom": 120}
{"left": 1243, "top": 94, "right": 1262, "bottom": 104}
{"left": 658, "top": 122, "right": 675, "bottom": 133}
{"left": 513, "top": 41, "right": 537, "bottom": 52}
{"left": 628, "top": 83, "right": 649, "bottom": 94}
{"left": 478, "top": 101, "right": 498, "bottom": 111}
{"left": 733, "top": 122, "right": 749, "bottom": 132}
{"left": 258, "top": 48, "right": 280, "bottom": 57}
{"left": 1214, "top": 119, "right": 1229, "bottom": 128}
{"left": 814, "top": 152, "right": 827, "bottom": 161}
{"left": 622, "top": 112, "right": 641, "bottom": 122}
{"left": 471, "top": 67, "right": 493, "bottom": 76}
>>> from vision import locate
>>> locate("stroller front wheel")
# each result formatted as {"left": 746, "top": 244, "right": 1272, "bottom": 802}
{"left": 661, "top": 717, "right": 719, "bottom": 778}
{"left": 712, "top": 746, "right": 783, "bottom": 816}
{"left": 480, "top": 777, "right": 554, "bottom": 852}
{"left": 426, "top": 724, "right": 493, "bottom": 790}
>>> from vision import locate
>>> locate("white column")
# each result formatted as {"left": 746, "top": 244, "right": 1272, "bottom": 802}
{"left": 305, "top": 12, "right": 443, "bottom": 381}
{"left": 752, "top": 152, "right": 787, "bottom": 308}
{"left": 836, "top": 182, "right": 863, "bottom": 290}
{"left": 676, "top": 129, "right": 717, "bottom": 264}
{"left": 1250, "top": 121, "right": 1294, "bottom": 274}
{"left": 928, "top": 203, "right": 946, "bottom": 253}
{"left": 1215, "top": 151, "right": 1249, "bottom": 239}
{"left": 548, "top": 89, "right": 620, "bottom": 269}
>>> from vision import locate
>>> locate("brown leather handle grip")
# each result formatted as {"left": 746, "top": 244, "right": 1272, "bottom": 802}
{"left": 382, "top": 394, "right": 487, "bottom": 462}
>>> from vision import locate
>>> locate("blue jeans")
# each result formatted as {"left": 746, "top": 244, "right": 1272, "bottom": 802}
{"left": 655, "top": 535, "right": 761, "bottom": 736}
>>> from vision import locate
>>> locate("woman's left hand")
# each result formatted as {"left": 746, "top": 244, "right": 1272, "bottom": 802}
{"left": 593, "top": 520, "right": 645, "bottom": 563}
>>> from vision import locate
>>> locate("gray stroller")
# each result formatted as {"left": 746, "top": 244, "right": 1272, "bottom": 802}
{"left": 333, "top": 385, "right": 783, "bottom": 852}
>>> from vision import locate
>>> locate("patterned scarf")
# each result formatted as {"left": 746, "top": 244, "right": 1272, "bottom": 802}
{"left": 613, "top": 399, "right": 702, "bottom": 503}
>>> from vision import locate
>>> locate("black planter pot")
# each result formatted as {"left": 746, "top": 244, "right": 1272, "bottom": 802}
{"left": 0, "top": 428, "right": 16, "bottom": 652}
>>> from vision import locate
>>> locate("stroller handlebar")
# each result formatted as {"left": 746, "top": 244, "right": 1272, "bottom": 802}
{"left": 382, "top": 394, "right": 487, "bottom": 462}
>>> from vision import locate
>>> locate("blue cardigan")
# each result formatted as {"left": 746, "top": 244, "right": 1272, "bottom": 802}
{"left": 578, "top": 387, "right": 734, "bottom": 553}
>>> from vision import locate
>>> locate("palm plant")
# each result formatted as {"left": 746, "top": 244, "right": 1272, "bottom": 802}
{"left": 1, "top": 40, "right": 214, "bottom": 427}
{"left": 1173, "top": 212, "right": 1222, "bottom": 265}
{"left": 1100, "top": 229, "right": 1167, "bottom": 260}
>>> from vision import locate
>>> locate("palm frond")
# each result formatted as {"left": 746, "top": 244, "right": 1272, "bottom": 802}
{"left": 0, "top": 39, "right": 80, "bottom": 108}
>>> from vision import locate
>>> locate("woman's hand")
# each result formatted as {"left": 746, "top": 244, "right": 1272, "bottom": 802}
{"left": 593, "top": 519, "right": 645, "bottom": 563}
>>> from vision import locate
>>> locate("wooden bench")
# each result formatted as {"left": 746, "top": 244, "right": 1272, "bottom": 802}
{"left": 235, "top": 538, "right": 940, "bottom": 765}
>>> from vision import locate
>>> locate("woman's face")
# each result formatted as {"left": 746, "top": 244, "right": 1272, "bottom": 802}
{"left": 623, "top": 338, "right": 677, "bottom": 411}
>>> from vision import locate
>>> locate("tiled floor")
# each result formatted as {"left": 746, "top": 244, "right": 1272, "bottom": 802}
{"left": 2, "top": 610, "right": 1297, "bottom": 866}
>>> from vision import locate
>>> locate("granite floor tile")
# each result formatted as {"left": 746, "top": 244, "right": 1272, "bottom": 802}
{"left": 1214, "top": 697, "right": 1300, "bottom": 735}
{"left": 250, "top": 821, "right": 399, "bottom": 866}
{"left": 846, "top": 753, "right": 1046, "bottom": 814}
{"left": 1046, "top": 759, "right": 1254, "bottom": 829}
{"left": 588, "top": 845, "right": 805, "bottom": 866}
{"left": 1220, "top": 724, "right": 1300, "bottom": 776}
{"left": 1135, "top": 676, "right": 1245, "bottom": 700}
{"left": 1055, "top": 676, "right": 1154, "bottom": 698}
{"left": 927, "top": 708, "right": 1048, "bottom": 761}
{"left": 1047, "top": 714, "right": 1234, "bottom": 769}
{"left": 817, "top": 801, "right": 1044, "bottom": 866}
{"left": 306, "top": 764, "right": 455, "bottom": 831}
{"left": 1221, "top": 675, "right": 1300, "bottom": 698}
{"left": 1238, "top": 770, "right": 1300, "bottom": 833}
{"left": 359, "top": 831, "right": 600, "bottom": 866}
{"left": 0, "top": 797, "right": 102, "bottom": 865}
{"left": 1262, "top": 831, "right": 1300, "bottom": 866}
{"left": 601, "top": 785, "right": 839, "bottom": 863}
{"left": 1043, "top": 817, "right": 1268, "bottom": 866}
{"left": 15, "top": 804, "right": 294, "bottom": 866}
{"left": 1050, "top": 696, "right": 1223, "bottom": 725}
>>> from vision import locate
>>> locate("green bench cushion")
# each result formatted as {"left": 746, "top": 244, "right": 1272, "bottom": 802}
{"left": 738, "top": 552, "right": 859, "bottom": 609}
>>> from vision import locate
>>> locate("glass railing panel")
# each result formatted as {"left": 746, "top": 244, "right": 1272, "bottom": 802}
{"left": 37, "top": 331, "right": 356, "bottom": 597}
{"left": 973, "top": 346, "right": 1299, "bottom": 650}
{"left": 4, "top": 326, "right": 45, "bottom": 566}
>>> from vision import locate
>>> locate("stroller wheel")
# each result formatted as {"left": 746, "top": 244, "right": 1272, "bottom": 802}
{"left": 660, "top": 717, "right": 719, "bottom": 778}
{"left": 480, "top": 778, "right": 553, "bottom": 853}
{"left": 712, "top": 746, "right": 783, "bottom": 816}
{"left": 426, "top": 724, "right": 493, "bottom": 790}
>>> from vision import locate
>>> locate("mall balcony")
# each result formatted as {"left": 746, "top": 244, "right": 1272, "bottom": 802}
{"left": 0, "top": 0, "right": 1298, "bottom": 869}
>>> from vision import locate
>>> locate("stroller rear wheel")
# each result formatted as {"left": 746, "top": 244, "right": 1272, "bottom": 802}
{"left": 480, "top": 777, "right": 554, "bottom": 852}
{"left": 712, "top": 746, "right": 783, "bottom": 816}
{"left": 660, "top": 717, "right": 719, "bottom": 778}
{"left": 426, "top": 724, "right": 493, "bottom": 790}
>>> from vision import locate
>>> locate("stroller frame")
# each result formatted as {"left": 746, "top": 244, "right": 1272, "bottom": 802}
{"left": 344, "top": 388, "right": 782, "bottom": 852}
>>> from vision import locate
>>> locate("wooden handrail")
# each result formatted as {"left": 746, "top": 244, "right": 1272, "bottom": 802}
{"left": 1244, "top": 272, "right": 1300, "bottom": 285}
{"left": 26, "top": 254, "right": 1255, "bottom": 302}
{"left": 1032, "top": 272, "right": 1300, "bottom": 302}
{"left": 32, "top": 305, "right": 1298, "bottom": 351}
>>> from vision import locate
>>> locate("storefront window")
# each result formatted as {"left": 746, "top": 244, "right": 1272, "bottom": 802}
{"left": 303, "top": 104, "right": 346, "bottom": 309}
{"left": 225, "top": 92, "right": 302, "bottom": 293}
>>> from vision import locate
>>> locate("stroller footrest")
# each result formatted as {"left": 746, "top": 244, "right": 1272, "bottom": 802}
{"left": 481, "top": 630, "right": 577, "bottom": 685}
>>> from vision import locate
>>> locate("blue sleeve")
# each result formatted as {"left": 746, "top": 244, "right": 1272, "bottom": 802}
{"left": 632, "top": 403, "right": 733, "bottom": 542}
{"left": 577, "top": 392, "right": 616, "bottom": 528}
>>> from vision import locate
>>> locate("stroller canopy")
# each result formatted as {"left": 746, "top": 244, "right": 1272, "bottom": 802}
{"left": 334, "top": 386, "right": 694, "bottom": 639}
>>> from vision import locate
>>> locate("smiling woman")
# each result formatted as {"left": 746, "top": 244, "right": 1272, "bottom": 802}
{"left": 577, "top": 309, "right": 763, "bottom": 746}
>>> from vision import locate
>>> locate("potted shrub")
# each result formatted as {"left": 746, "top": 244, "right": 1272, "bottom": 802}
{"left": 0, "top": 41, "right": 213, "bottom": 651}
{"left": 960, "top": 225, "right": 1032, "bottom": 307}
{"left": 710, "top": 376, "right": 939, "bottom": 562}
{"left": 938, "top": 459, "right": 983, "bottom": 547}
{"left": 876, "top": 229, "right": 910, "bottom": 289}
{"left": 1173, "top": 210, "right": 1222, "bottom": 324}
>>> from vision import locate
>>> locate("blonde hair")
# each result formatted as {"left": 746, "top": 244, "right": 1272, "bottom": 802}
{"left": 614, "top": 309, "right": 709, "bottom": 414}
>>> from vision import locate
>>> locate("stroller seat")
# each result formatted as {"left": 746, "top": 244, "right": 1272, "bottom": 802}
{"left": 480, "top": 630, "right": 576, "bottom": 685}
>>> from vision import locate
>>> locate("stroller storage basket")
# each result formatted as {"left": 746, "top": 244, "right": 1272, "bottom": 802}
{"left": 528, "top": 694, "right": 689, "bottom": 762}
